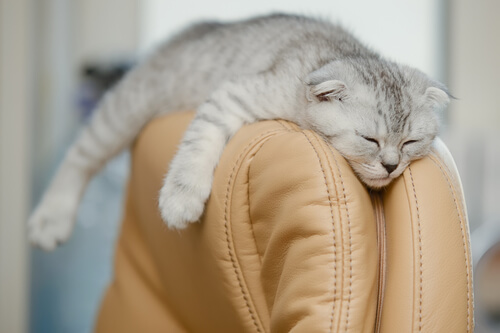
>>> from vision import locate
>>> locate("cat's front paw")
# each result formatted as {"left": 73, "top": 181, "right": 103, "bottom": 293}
{"left": 28, "top": 197, "right": 77, "bottom": 251}
{"left": 158, "top": 177, "right": 207, "bottom": 230}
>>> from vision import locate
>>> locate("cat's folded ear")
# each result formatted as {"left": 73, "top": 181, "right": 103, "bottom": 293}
{"left": 424, "top": 86, "right": 451, "bottom": 111}
{"left": 307, "top": 80, "right": 348, "bottom": 102}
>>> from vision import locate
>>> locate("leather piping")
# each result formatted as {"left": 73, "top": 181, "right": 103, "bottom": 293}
{"left": 371, "top": 192, "right": 387, "bottom": 333}
{"left": 427, "top": 154, "right": 473, "bottom": 332}
{"left": 407, "top": 166, "right": 424, "bottom": 332}
{"left": 324, "top": 141, "right": 354, "bottom": 333}
{"left": 224, "top": 129, "right": 282, "bottom": 333}
{"left": 301, "top": 132, "right": 340, "bottom": 333}
{"left": 276, "top": 121, "right": 345, "bottom": 332}
{"left": 276, "top": 121, "right": 354, "bottom": 332}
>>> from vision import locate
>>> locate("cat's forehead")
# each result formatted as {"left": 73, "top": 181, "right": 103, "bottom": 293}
{"left": 347, "top": 58, "right": 408, "bottom": 81}
{"left": 346, "top": 59, "right": 428, "bottom": 97}
{"left": 352, "top": 64, "right": 424, "bottom": 132}
{"left": 352, "top": 95, "right": 417, "bottom": 136}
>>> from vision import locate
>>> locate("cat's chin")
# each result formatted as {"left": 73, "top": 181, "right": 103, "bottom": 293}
{"left": 363, "top": 176, "right": 393, "bottom": 189}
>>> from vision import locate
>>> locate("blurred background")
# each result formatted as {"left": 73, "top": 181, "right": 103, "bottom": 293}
{"left": 1, "top": 0, "right": 499, "bottom": 332}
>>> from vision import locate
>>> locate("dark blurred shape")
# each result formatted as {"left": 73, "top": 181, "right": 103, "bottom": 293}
{"left": 78, "top": 61, "right": 133, "bottom": 120}
{"left": 475, "top": 241, "right": 500, "bottom": 332}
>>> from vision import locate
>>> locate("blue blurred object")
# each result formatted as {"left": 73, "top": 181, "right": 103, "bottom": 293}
{"left": 30, "top": 152, "right": 129, "bottom": 333}
{"left": 30, "top": 60, "right": 132, "bottom": 333}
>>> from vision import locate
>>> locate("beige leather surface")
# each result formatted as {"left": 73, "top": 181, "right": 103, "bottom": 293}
{"left": 379, "top": 139, "right": 474, "bottom": 333}
{"left": 95, "top": 112, "right": 473, "bottom": 332}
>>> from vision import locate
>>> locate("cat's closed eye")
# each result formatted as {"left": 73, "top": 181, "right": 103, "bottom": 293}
{"left": 362, "top": 136, "right": 380, "bottom": 147}
{"left": 402, "top": 139, "right": 419, "bottom": 146}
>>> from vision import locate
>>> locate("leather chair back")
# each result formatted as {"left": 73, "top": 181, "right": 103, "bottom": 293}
{"left": 95, "top": 112, "right": 473, "bottom": 332}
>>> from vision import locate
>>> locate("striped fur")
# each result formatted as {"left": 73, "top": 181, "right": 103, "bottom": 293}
{"left": 29, "top": 14, "right": 449, "bottom": 249}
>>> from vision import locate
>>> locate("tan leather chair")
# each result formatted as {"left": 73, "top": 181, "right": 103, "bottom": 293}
{"left": 95, "top": 111, "right": 474, "bottom": 333}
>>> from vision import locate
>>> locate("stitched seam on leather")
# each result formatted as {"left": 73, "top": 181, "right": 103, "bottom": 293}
{"left": 408, "top": 167, "right": 423, "bottom": 332}
{"left": 323, "top": 141, "right": 353, "bottom": 333}
{"left": 275, "top": 120, "right": 345, "bottom": 331}
{"left": 319, "top": 142, "right": 341, "bottom": 333}
{"left": 372, "top": 193, "right": 387, "bottom": 333}
{"left": 311, "top": 134, "right": 346, "bottom": 333}
{"left": 276, "top": 119, "right": 294, "bottom": 131}
{"left": 427, "top": 156, "right": 472, "bottom": 332}
{"left": 247, "top": 127, "right": 293, "bottom": 264}
{"left": 224, "top": 129, "right": 283, "bottom": 333}
{"left": 300, "top": 132, "right": 338, "bottom": 333}
{"left": 429, "top": 149, "right": 468, "bottom": 216}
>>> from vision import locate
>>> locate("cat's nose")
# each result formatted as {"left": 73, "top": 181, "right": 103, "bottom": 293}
{"left": 382, "top": 163, "right": 398, "bottom": 174}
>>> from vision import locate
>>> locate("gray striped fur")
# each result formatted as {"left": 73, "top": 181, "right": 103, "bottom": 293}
{"left": 29, "top": 13, "right": 450, "bottom": 249}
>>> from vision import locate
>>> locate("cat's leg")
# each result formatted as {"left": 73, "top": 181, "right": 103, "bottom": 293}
{"left": 159, "top": 74, "right": 287, "bottom": 229}
{"left": 29, "top": 66, "right": 165, "bottom": 250}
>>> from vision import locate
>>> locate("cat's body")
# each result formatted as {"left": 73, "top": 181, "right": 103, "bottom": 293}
{"left": 29, "top": 14, "right": 450, "bottom": 250}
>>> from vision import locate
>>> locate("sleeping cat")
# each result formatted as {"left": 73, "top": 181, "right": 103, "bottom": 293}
{"left": 29, "top": 14, "right": 450, "bottom": 250}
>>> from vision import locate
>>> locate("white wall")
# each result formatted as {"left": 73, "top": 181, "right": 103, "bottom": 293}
{"left": 74, "top": 0, "right": 140, "bottom": 62}
{"left": 448, "top": 0, "right": 500, "bottom": 132}
{"left": 444, "top": 1, "right": 500, "bottom": 230}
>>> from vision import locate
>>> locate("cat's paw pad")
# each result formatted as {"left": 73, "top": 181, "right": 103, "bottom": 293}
{"left": 158, "top": 181, "right": 206, "bottom": 230}
{"left": 28, "top": 199, "right": 76, "bottom": 251}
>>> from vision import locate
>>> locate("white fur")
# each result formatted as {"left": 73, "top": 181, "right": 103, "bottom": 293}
{"left": 28, "top": 165, "right": 87, "bottom": 250}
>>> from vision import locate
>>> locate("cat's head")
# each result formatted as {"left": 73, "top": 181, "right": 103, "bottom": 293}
{"left": 302, "top": 58, "right": 450, "bottom": 188}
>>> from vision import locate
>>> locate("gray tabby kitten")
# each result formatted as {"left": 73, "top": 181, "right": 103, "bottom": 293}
{"left": 29, "top": 14, "right": 450, "bottom": 250}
